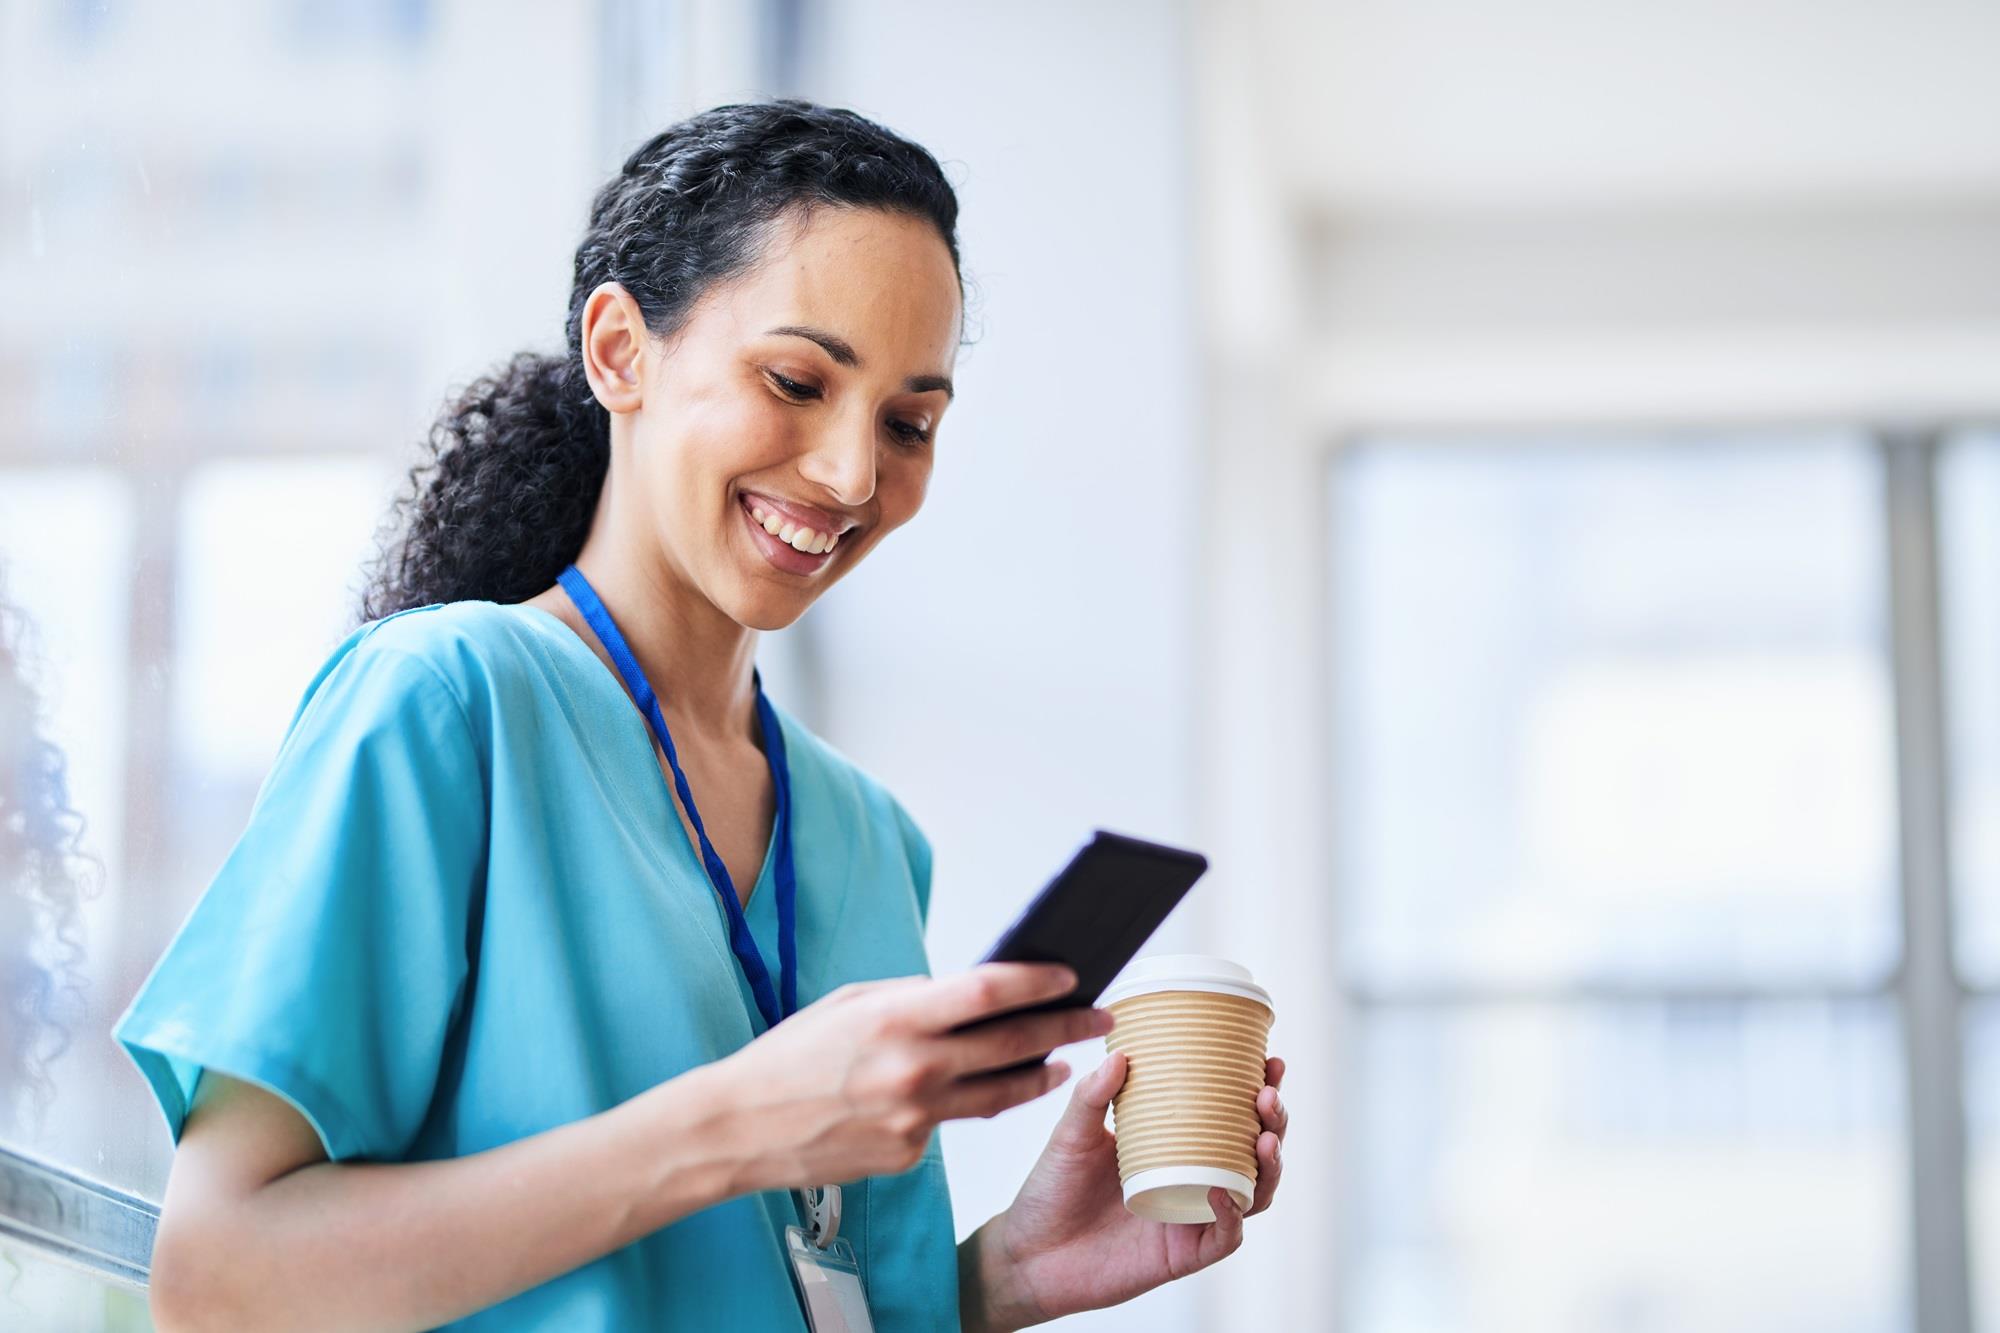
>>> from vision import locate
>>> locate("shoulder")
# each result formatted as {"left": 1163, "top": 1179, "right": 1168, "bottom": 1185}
{"left": 290, "top": 600, "right": 547, "bottom": 747}
{"left": 332, "top": 600, "right": 550, "bottom": 704}
{"left": 345, "top": 599, "right": 536, "bottom": 679}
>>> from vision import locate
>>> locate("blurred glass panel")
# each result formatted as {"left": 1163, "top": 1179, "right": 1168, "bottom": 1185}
{"left": 1331, "top": 434, "right": 1897, "bottom": 988}
{"left": 1346, "top": 1001, "right": 1908, "bottom": 1333}
{"left": 1968, "top": 1000, "right": 2000, "bottom": 1333}
{"left": 0, "top": 1241, "right": 151, "bottom": 1330}
{"left": 0, "top": 0, "right": 607, "bottom": 1232}
{"left": 173, "top": 456, "right": 395, "bottom": 783}
{"left": 1940, "top": 431, "right": 2000, "bottom": 984}
{"left": 0, "top": 469, "right": 137, "bottom": 1184}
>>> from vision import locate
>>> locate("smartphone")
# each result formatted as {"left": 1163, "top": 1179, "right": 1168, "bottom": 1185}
{"left": 946, "top": 828, "right": 1208, "bottom": 1076}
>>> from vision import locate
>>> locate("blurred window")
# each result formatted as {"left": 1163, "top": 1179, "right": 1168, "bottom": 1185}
{"left": 0, "top": 0, "right": 596, "bottom": 1227}
{"left": 1941, "top": 431, "right": 2000, "bottom": 983}
{"left": 1944, "top": 430, "right": 2000, "bottom": 1332}
{"left": 1330, "top": 427, "right": 1990, "bottom": 1332}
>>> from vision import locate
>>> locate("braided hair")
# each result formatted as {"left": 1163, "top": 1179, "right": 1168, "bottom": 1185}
{"left": 359, "top": 99, "right": 963, "bottom": 621}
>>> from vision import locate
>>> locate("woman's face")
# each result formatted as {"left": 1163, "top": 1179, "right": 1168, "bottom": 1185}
{"left": 581, "top": 205, "right": 962, "bottom": 631}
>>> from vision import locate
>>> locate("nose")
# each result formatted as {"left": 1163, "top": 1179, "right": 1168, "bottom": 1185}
{"left": 797, "top": 410, "right": 877, "bottom": 510}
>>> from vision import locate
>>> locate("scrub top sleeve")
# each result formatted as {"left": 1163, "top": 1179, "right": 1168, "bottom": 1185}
{"left": 112, "top": 640, "right": 488, "bottom": 1165}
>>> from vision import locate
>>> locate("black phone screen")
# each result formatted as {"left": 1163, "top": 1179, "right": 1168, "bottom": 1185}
{"left": 946, "top": 828, "right": 1207, "bottom": 1074}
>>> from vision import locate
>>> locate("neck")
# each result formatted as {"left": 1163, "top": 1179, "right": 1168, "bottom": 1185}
{"left": 566, "top": 515, "right": 760, "bottom": 749}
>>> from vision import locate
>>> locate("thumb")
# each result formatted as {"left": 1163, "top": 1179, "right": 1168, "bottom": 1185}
{"left": 1052, "top": 1050, "right": 1126, "bottom": 1144}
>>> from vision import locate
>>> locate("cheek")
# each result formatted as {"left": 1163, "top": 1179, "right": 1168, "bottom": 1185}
{"left": 661, "top": 393, "right": 798, "bottom": 494}
{"left": 877, "top": 453, "right": 932, "bottom": 525}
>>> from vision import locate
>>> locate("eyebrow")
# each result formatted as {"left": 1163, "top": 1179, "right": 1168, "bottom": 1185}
{"left": 765, "top": 324, "right": 954, "bottom": 400}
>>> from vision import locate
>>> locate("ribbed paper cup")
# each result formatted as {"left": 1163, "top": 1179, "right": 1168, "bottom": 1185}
{"left": 1100, "top": 954, "right": 1275, "bottom": 1224}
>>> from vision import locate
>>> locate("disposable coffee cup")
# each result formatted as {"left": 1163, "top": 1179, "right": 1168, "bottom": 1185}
{"left": 1099, "top": 954, "right": 1276, "bottom": 1224}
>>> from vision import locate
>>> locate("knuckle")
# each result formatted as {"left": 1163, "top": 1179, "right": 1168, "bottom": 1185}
{"left": 886, "top": 1052, "right": 930, "bottom": 1097}
{"left": 972, "top": 973, "right": 1004, "bottom": 1010}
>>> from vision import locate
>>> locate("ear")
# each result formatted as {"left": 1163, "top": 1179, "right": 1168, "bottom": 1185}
{"left": 579, "top": 281, "right": 647, "bottom": 412}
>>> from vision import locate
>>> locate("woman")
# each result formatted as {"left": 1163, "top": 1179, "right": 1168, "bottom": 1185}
{"left": 114, "top": 99, "right": 1289, "bottom": 1331}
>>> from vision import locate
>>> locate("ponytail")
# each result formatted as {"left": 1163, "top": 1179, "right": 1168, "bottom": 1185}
{"left": 360, "top": 351, "right": 606, "bottom": 619}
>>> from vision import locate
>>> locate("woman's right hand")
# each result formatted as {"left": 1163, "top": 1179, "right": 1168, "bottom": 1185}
{"left": 708, "top": 962, "right": 1117, "bottom": 1191}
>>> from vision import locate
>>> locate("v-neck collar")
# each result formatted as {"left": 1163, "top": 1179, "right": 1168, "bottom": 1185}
{"left": 505, "top": 600, "right": 783, "bottom": 912}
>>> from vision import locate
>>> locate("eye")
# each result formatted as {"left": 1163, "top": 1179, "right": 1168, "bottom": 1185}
{"left": 888, "top": 418, "right": 933, "bottom": 447}
{"left": 765, "top": 369, "right": 822, "bottom": 401}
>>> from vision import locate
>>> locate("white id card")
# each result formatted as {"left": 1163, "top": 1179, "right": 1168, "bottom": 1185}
{"left": 784, "top": 1224, "right": 875, "bottom": 1332}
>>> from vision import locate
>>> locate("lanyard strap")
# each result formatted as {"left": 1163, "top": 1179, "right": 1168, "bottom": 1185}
{"left": 557, "top": 563, "right": 799, "bottom": 1031}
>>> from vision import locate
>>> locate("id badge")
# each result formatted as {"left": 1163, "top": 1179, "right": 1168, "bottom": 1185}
{"left": 787, "top": 1184, "right": 874, "bottom": 1332}
{"left": 784, "top": 1224, "right": 875, "bottom": 1332}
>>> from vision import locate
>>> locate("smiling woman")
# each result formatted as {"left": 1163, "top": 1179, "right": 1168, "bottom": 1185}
{"left": 110, "top": 97, "right": 1284, "bottom": 1333}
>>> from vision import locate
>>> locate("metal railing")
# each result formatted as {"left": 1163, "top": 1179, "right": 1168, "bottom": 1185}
{"left": 0, "top": 1142, "right": 158, "bottom": 1289}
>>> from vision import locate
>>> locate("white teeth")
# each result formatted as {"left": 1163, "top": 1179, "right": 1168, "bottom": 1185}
{"left": 747, "top": 500, "right": 840, "bottom": 556}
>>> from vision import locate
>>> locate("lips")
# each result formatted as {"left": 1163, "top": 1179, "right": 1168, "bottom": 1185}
{"left": 739, "top": 493, "right": 841, "bottom": 573}
{"left": 738, "top": 489, "right": 857, "bottom": 539}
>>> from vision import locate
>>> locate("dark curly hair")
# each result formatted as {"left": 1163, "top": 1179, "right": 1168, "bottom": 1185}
{"left": 358, "top": 98, "right": 964, "bottom": 621}
{"left": 0, "top": 562, "right": 100, "bottom": 1140}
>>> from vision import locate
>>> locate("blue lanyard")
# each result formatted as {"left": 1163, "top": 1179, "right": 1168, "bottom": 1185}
{"left": 556, "top": 563, "right": 798, "bottom": 1032}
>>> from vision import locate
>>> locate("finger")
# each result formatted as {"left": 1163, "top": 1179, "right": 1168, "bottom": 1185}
{"left": 1075, "top": 1050, "right": 1127, "bottom": 1114}
{"left": 1258, "top": 1083, "right": 1289, "bottom": 1139}
{"left": 1246, "top": 1129, "right": 1281, "bottom": 1216}
{"left": 937, "top": 1004, "right": 1115, "bottom": 1078}
{"left": 1267, "top": 1055, "right": 1286, "bottom": 1090}
{"left": 1199, "top": 1186, "right": 1246, "bottom": 1266}
{"left": 932, "top": 1055, "right": 1073, "bottom": 1122}
{"left": 916, "top": 963, "right": 1080, "bottom": 1034}
{"left": 1046, "top": 1051, "right": 1127, "bottom": 1153}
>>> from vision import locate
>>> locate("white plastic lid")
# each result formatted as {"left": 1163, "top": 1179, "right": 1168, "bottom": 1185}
{"left": 1098, "top": 953, "right": 1274, "bottom": 1013}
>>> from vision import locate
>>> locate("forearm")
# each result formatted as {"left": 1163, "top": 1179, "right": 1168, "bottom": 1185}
{"left": 153, "top": 1060, "right": 750, "bottom": 1332}
{"left": 957, "top": 1212, "right": 1045, "bottom": 1333}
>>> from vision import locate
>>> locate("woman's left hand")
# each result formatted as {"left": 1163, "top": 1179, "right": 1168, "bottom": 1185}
{"left": 968, "top": 1051, "right": 1289, "bottom": 1329}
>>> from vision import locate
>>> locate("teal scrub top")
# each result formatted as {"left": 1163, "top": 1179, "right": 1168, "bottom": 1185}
{"left": 111, "top": 599, "right": 961, "bottom": 1331}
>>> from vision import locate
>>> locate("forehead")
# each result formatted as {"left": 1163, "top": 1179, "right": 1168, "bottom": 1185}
{"left": 706, "top": 206, "right": 963, "bottom": 374}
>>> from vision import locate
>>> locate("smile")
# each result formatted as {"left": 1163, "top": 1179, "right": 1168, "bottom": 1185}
{"left": 740, "top": 493, "right": 842, "bottom": 573}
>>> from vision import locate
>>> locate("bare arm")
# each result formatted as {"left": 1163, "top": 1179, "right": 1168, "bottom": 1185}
{"left": 148, "top": 963, "right": 1108, "bottom": 1330}
{"left": 147, "top": 1061, "right": 748, "bottom": 1333}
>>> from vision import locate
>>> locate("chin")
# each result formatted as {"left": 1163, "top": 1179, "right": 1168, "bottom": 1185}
{"left": 728, "top": 585, "right": 820, "bottom": 633}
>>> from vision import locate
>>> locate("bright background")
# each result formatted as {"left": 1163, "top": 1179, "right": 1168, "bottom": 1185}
{"left": 2, "top": 2, "right": 1997, "bottom": 1330}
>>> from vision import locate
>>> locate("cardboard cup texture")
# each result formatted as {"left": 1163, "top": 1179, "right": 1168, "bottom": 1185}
{"left": 1100, "top": 955, "right": 1275, "bottom": 1224}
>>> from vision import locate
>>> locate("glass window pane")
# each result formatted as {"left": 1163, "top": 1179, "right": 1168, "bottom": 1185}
{"left": 1330, "top": 433, "right": 1898, "bottom": 988}
{"left": 1967, "top": 999, "right": 2000, "bottom": 1333}
{"left": 1940, "top": 430, "right": 2000, "bottom": 984}
{"left": 1345, "top": 1001, "right": 1908, "bottom": 1333}
{"left": 0, "top": 470, "right": 139, "bottom": 1188}
{"left": 0, "top": 1239, "right": 151, "bottom": 1330}
{"left": 173, "top": 456, "right": 397, "bottom": 782}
